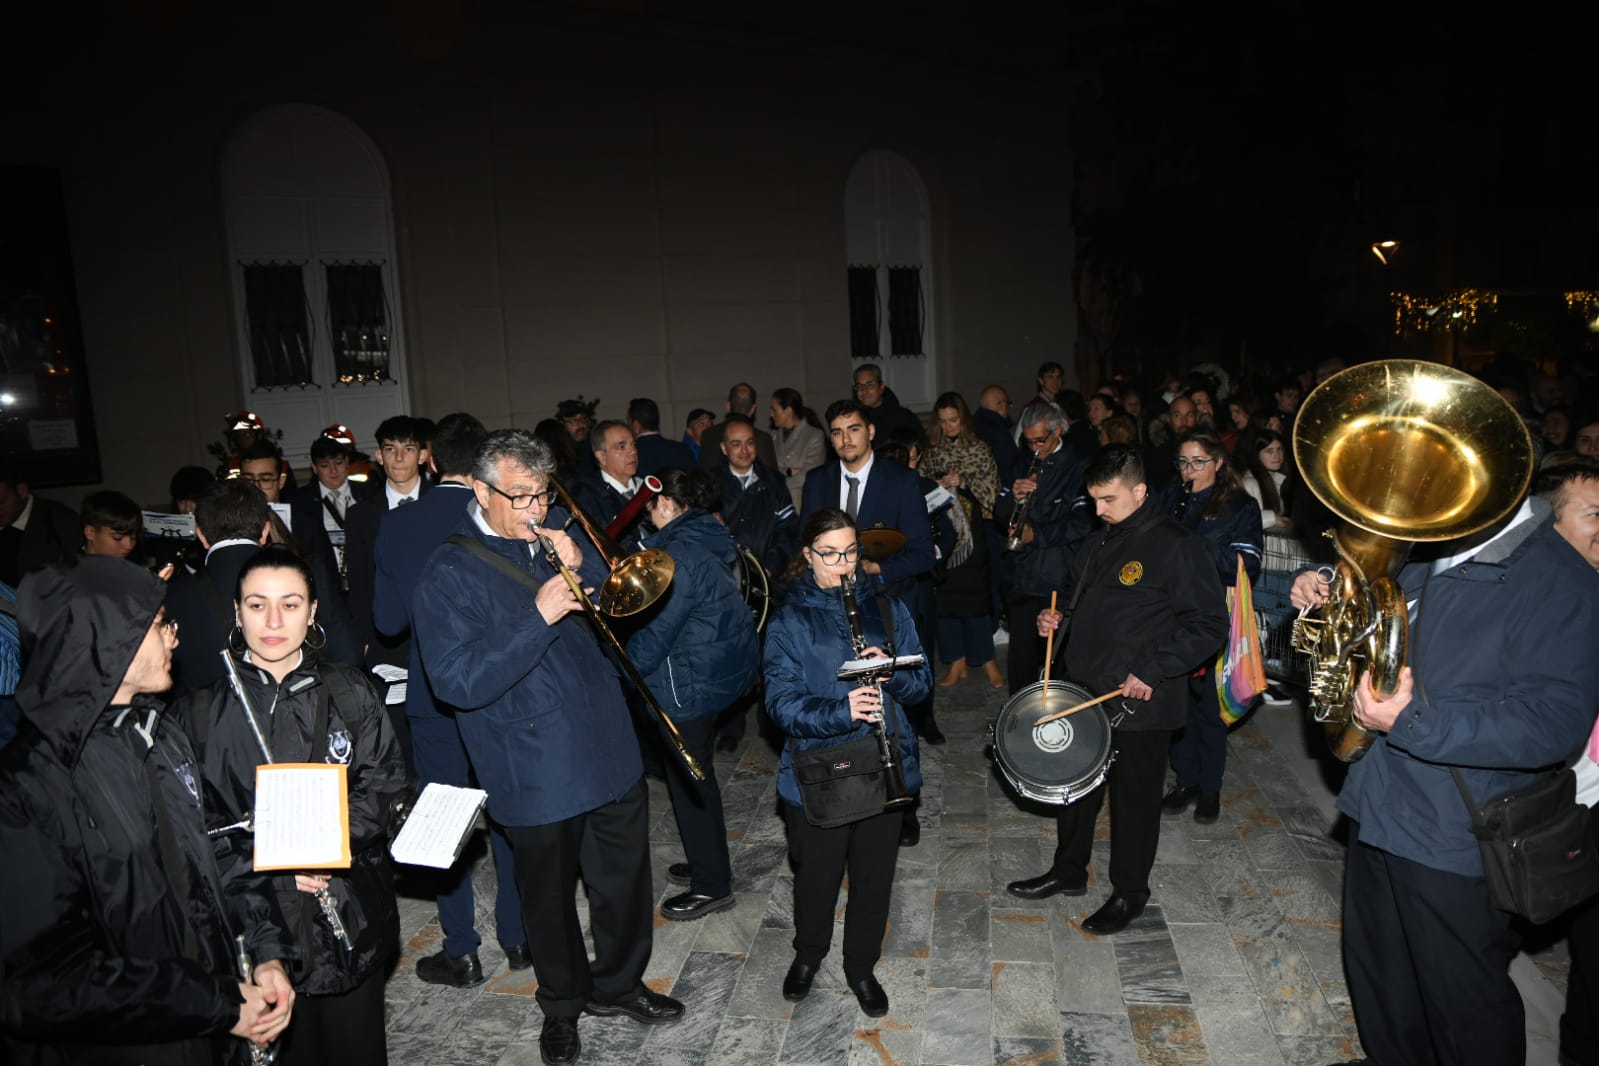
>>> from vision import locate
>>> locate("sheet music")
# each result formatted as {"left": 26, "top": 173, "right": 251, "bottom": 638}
{"left": 390, "top": 783, "right": 488, "bottom": 869}
{"left": 371, "top": 664, "right": 408, "bottom": 706}
{"left": 269, "top": 502, "right": 293, "bottom": 532}
{"left": 141, "top": 511, "right": 197, "bottom": 539}
{"left": 253, "top": 764, "right": 351, "bottom": 871}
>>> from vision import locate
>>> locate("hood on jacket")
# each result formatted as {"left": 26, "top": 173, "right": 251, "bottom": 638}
{"left": 15, "top": 556, "right": 167, "bottom": 764}
{"left": 644, "top": 508, "right": 738, "bottom": 565}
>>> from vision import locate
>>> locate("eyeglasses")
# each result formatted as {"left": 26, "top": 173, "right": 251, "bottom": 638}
{"left": 852, "top": 380, "right": 883, "bottom": 392}
{"left": 482, "top": 482, "right": 557, "bottom": 510}
{"left": 811, "top": 545, "right": 861, "bottom": 563}
{"left": 1022, "top": 432, "right": 1054, "bottom": 447}
{"left": 155, "top": 617, "right": 178, "bottom": 638}
{"left": 237, "top": 473, "right": 281, "bottom": 485}
{"left": 1174, "top": 457, "right": 1217, "bottom": 470}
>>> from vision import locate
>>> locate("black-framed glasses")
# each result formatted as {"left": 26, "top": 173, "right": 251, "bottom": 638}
{"left": 1174, "top": 457, "right": 1217, "bottom": 470}
{"left": 1022, "top": 432, "right": 1054, "bottom": 447}
{"left": 482, "top": 482, "right": 556, "bottom": 510}
{"left": 236, "top": 473, "right": 281, "bottom": 485}
{"left": 811, "top": 544, "right": 861, "bottom": 563}
{"left": 852, "top": 379, "right": 883, "bottom": 392}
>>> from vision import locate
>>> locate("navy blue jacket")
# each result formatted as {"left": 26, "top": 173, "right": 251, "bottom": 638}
{"left": 628, "top": 510, "right": 759, "bottom": 720}
{"left": 763, "top": 572, "right": 930, "bottom": 808}
{"left": 1338, "top": 501, "right": 1599, "bottom": 877}
{"left": 570, "top": 471, "right": 646, "bottom": 552}
{"left": 800, "top": 458, "right": 937, "bottom": 592}
{"left": 719, "top": 461, "right": 799, "bottom": 581}
{"left": 372, "top": 482, "right": 475, "bottom": 722}
{"left": 412, "top": 506, "right": 643, "bottom": 827}
{"left": 973, "top": 408, "right": 1018, "bottom": 482}
{"left": 992, "top": 443, "right": 1093, "bottom": 597}
{"left": 1163, "top": 483, "right": 1264, "bottom": 586}
{"left": 633, "top": 433, "right": 696, "bottom": 478}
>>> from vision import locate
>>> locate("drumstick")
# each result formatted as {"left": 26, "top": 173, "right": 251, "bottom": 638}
{"left": 1043, "top": 591, "right": 1058, "bottom": 692}
{"left": 1033, "top": 686, "right": 1125, "bottom": 727}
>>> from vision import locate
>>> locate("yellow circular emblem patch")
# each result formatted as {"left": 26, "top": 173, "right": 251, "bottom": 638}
{"left": 1119, "top": 561, "right": 1144, "bottom": 586}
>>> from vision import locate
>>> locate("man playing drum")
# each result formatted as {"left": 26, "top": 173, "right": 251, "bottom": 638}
{"left": 1006, "top": 444, "right": 1228, "bottom": 934}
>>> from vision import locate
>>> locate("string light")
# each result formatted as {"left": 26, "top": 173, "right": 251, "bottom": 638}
{"left": 1390, "top": 289, "right": 1498, "bottom": 335}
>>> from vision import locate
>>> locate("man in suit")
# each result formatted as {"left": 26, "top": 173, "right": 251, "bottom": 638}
{"left": 571, "top": 420, "right": 647, "bottom": 550}
{"left": 0, "top": 466, "right": 81, "bottom": 587}
{"left": 371, "top": 413, "right": 529, "bottom": 988}
{"left": 627, "top": 398, "right": 695, "bottom": 477}
{"left": 699, "top": 383, "right": 779, "bottom": 475}
{"left": 289, "top": 434, "right": 381, "bottom": 597}
{"left": 342, "top": 415, "right": 431, "bottom": 762}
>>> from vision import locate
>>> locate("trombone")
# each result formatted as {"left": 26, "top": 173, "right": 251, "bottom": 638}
{"left": 541, "top": 478, "right": 705, "bottom": 782}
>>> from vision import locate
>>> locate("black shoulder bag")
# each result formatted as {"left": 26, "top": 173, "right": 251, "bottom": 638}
{"left": 790, "top": 593, "right": 906, "bottom": 829}
{"left": 1451, "top": 766, "right": 1599, "bottom": 924}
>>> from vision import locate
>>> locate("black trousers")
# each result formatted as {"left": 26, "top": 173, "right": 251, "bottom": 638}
{"left": 504, "top": 782, "right": 654, "bottom": 1018}
{"left": 1006, "top": 593, "right": 1053, "bottom": 695}
{"left": 664, "top": 715, "right": 732, "bottom": 897}
{"left": 1343, "top": 829, "right": 1524, "bottom": 1066}
{"left": 785, "top": 804, "right": 901, "bottom": 980}
{"left": 1170, "top": 668, "right": 1227, "bottom": 795}
{"left": 275, "top": 965, "right": 387, "bottom": 1066}
{"left": 1561, "top": 806, "right": 1599, "bottom": 1064}
{"left": 1051, "top": 728, "right": 1170, "bottom": 894}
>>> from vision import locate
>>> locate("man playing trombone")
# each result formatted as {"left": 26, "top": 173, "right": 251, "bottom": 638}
{"left": 412, "top": 429, "right": 683, "bottom": 1066}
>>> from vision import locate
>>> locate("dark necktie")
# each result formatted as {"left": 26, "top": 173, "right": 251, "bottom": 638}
{"left": 844, "top": 476, "right": 860, "bottom": 519}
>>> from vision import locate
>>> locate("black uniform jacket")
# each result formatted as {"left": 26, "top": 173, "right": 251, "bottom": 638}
{"left": 1, "top": 558, "right": 246, "bottom": 1065}
{"left": 1062, "top": 498, "right": 1228, "bottom": 732}
{"left": 178, "top": 653, "right": 407, "bottom": 997}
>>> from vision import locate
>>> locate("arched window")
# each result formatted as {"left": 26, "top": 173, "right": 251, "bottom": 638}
{"left": 845, "top": 150, "right": 935, "bottom": 409}
{"left": 221, "top": 104, "right": 409, "bottom": 464}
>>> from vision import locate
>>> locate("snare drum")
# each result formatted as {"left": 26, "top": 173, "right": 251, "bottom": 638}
{"left": 990, "top": 679, "right": 1114, "bottom": 805}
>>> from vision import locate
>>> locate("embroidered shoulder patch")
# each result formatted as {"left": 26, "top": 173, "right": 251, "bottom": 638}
{"left": 1119, "top": 561, "right": 1144, "bottom": 586}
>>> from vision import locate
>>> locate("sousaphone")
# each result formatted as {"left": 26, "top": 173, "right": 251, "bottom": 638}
{"left": 1290, "top": 360, "right": 1533, "bottom": 762}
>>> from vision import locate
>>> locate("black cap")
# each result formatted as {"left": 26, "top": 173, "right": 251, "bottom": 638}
{"left": 556, "top": 396, "right": 598, "bottom": 419}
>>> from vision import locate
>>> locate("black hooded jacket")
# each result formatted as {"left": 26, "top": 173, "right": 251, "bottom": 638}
{"left": 176, "top": 653, "right": 406, "bottom": 998}
{"left": 0, "top": 558, "right": 246, "bottom": 1066}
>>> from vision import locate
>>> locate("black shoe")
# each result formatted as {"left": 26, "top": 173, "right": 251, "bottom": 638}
{"left": 1160, "top": 785, "right": 1200, "bottom": 814}
{"left": 1194, "top": 793, "right": 1221, "bottom": 824}
{"left": 414, "top": 949, "right": 486, "bottom": 988}
{"left": 715, "top": 735, "right": 741, "bottom": 753}
{"left": 848, "top": 973, "right": 889, "bottom": 1018}
{"left": 584, "top": 989, "right": 685, "bottom": 1025}
{"left": 666, "top": 862, "right": 692, "bottom": 885}
{"left": 782, "top": 959, "right": 817, "bottom": 1002}
{"left": 539, "top": 1016, "right": 580, "bottom": 1065}
{"left": 1006, "top": 871, "right": 1087, "bottom": 900}
{"left": 503, "top": 943, "right": 533, "bottom": 971}
{"left": 898, "top": 811, "right": 921, "bottom": 848}
{"left": 660, "top": 891, "right": 735, "bottom": 921}
{"left": 921, "top": 722, "right": 947, "bottom": 745}
{"left": 1081, "top": 892, "right": 1150, "bottom": 935}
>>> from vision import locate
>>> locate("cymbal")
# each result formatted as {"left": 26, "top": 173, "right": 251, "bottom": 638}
{"left": 859, "top": 526, "right": 907, "bottom": 562}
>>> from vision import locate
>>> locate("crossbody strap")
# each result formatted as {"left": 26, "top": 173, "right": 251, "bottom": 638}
{"left": 445, "top": 534, "right": 541, "bottom": 593}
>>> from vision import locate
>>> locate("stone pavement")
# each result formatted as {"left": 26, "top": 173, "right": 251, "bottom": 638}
{"left": 382, "top": 669, "right": 1570, "bottom": 1065}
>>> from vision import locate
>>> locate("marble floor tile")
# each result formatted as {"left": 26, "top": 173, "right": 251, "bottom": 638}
{"left": 1053, "top": 914, "right": 1125, "bottom": 1016}
{"left": 849, "top": 1027, "right": 923, "bottom": 1066}
{"left": 921, "top": 987, "right": 992, "bottom": 1066}
{"left": 1240, "top": 827, "right": 1309, "bottom": 871}
{"left": 424, "top": 993, "right": 535, "bottom": 1066}
{"left": 711, "top": 1016, "right": 790, "bottom": 1063}
{"left": 727, "top": 926, "right": 801, "bottom": 1021}
{"left": 928, "top": 889, "right": 992, "bottom": 989}
{"left": 1147, "top": 863, "right": 1222, "bottom": 923}
{"left": 692, "top": 890, "right": 767, "bottom": 955}
{"left": 1059, "top": 1011, "right": 1140, "bottom": 1066}
{"left": 992, "top": 960, "right": 1061, "bottom": 1037}
{"left": 879, "top": 875, "right": 936, "bottom": 959}
{"left": 1126, "top": 1003, "right": 1209, "bottom": 1065}
{"left": 991, "top": 908, "right": 1056, "bottom": 964}
{"left": 733, "top": 841, "right": 791, "bottom": 892}
{"left": 1190, "top": 982, "right": 1290, "bottom": 1066}
{"left": 647, "top": 949, "right": 745, "bottom": 1050}
{"left": 993, "top": 1035, "right": 1066, "bottom": 1066}
{"left": 1168, "top": 921, "right": 1246, "bottom": 977}
{"left": 1276, "top": 1033, "right": 1364, "bottom": 1065}
{"left": 780, "top": 991, "right": 858, "bottom": 1066}
{"left": 936, "top": 839, "right": 992, "bottom": 892}
{"left": 872, "top": 955, "right": 930, "bottom": 1030}
{"left": 1109, "top": 904, "right": 1190, "bottom": 1006}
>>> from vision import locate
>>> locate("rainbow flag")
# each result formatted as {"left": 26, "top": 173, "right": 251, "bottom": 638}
{"left": 1216, "top": 554, "right": 1268, "bottom": 724}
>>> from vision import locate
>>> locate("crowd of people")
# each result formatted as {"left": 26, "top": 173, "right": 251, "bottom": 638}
{"left": 2, "top": 354, "right": 1598, "bottom": 1066}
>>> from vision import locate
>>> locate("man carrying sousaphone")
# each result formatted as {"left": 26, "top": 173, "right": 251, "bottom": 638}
{"left": 1005, "top": 444, "right": 1227, "bottom": 934}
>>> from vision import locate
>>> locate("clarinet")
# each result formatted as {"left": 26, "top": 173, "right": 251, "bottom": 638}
{"left": 839, "top": 572, "right": 914, "bottom": 810}
{"left": 234, "top": 935, "right": 277, "bottom": 1066}
{"left": 218, "top": 650, "right": 355, "bottom": 954}
{"left": 1004, "top": 453, "right": 1047, "bottom": 552}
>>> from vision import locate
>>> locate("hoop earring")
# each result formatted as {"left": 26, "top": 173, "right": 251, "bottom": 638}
{"left": 227, "top": 625, "right": 247, "bottom": 656}
{"left": 305, "top": 621, "right": 328, "bottom": 651}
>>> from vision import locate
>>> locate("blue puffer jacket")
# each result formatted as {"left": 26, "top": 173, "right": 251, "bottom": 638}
{"left": 1164, "top": 482, "right": 1263, "bottom": 585}
{"left": 629, "top": 509, "right": 759, "bottom": 719}
{"left": 764, "top": 571, "right": 931, "bottom": 808}
{"left": 1338, "top": 501, "right": 1599, "bottom": 877}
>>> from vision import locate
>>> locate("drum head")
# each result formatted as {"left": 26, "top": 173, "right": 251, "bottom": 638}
{"left": 993, "top": 680, "right": 1113, "bottom": 804}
